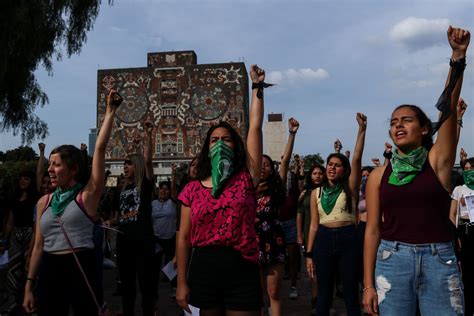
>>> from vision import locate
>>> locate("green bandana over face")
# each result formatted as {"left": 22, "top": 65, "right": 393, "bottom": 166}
{"left": 463, "top": 169, "right": 474, "bottom": 190}
{"left": 51, "top": 183, "right": 83, "bottom": 217}
{"left": 321, "top": 183, "right": 343, "bottom": 215}
{"left": 210, "top": 140, "right": 235, "bottom": 197}
{"left": 389, "top": 146, "right": 428, "bottom": 186}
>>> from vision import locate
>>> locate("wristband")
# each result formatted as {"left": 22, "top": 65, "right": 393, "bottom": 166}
{"left": 26, "top": 277, "right": 35, "bottom": 282}
{"left": 457, "top": 119, "right": 463, "bottom": 128}
{"left": 303, "top": 251, "right": 313, "bottom": 258}
{"left": 383, "top": 151, "right": 393, "bottom": 159}
{"left": 289, "top": 130, "right": 297, "bottom": 135}
{"left": 449, "top": 56, "right": 466, "bottom": 70}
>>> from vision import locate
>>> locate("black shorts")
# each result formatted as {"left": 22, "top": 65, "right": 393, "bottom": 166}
{"left": 188, "top": 246, "right": 262, "bottom": 311}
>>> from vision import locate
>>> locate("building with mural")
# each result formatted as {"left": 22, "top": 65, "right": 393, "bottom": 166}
{"left": 96, "top": 51, "right": 249, "bottom": 178}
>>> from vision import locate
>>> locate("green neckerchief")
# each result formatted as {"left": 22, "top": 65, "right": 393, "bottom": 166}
{"left": 464, "top": 169, "right": 474, "bottom": 190}
{"left": 321, "top": 182, "right": 343, "bottom": 215}
{"left": 51, "top": 183, "right": 83, "bottom": 217}
{"left": 388, "top": 146, "right": 428, "bottom": 186}
{"left": 210, "top": 140, "right": 235, "bottom": 197}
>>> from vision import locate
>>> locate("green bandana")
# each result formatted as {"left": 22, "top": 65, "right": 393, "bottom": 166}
{"left": 51, "top": 183, "right": 83, "bottom": 217}
{"left": 321, "top": 183, "right": 343, "bottom": 215}
{"left": 389, "top": 146, "right": 428, "bottom": 186}
{"left": 210, "top": 140, "right": 235, "bottom": 197}
{"left": 463, "top": 169, "right": 474, "bottom": 190}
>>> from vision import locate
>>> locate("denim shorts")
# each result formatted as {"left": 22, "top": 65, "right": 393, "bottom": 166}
{"left": 375, "top": 239, "right": 464, "bottom": 316}
{"left": 280, "top": 218, "right": 297, "bottom": 244}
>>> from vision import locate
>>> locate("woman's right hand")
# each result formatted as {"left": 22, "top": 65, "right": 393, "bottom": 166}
{"left": 23, "top": 289, "right": 35, "bottom": 314}
{"left": 362, "top": 288, "right": 379, "bottom": 315}
{"left": 176, "top": 283, "right": 191, "bottom": 313}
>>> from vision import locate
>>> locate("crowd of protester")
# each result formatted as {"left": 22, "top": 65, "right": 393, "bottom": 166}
{"left": 0, "top": 26, "right": 471, "bottom": 316}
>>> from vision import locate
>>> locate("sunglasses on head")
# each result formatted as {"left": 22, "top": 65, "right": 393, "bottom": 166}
{"left": 124, "top": 159, "right": 133, "bottom": 165}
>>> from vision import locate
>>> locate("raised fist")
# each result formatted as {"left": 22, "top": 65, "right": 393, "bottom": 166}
{"left": 107, "top": 89, "right": 123, "bottom": 108}
{"left": 371, "top": 158, "right": 381, "bottom": 167}
{"left": 38, "top": 143, "right": 45, "bottom": 152}
{"left": 288, "top": 118, "right": 300, "bottom": 133}
{"left": 457, "top": 98, "right": 468, "bottom": 118}
{"left": 447, "top": 26, "right": 470, "bottom": 54}
{"left": 334, "top": 139, "right": 342, "bottom": 153}
{"left": 250, "top": 64, "right": 265, "bottom": 83}
{"left": 356, "top": 112, "right": 367, "bottom": 128}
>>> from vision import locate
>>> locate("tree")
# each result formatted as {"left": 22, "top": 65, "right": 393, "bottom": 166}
{"left": 3, "top": 146, "right": 38, "bottom": 162}
{"left": 302, "top": 154, "right": 325, "bottom": 171}
{"left": 0, "top": 0, "right": 112, "bottom": 144}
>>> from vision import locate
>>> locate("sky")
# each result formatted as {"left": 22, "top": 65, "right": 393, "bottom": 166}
{"left": 1, "top": 0, "right": 473, "bottom": 165}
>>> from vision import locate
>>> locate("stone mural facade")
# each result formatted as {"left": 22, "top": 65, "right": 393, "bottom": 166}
{"left": 97, "top": 51, "right": 249, "bottom": 162}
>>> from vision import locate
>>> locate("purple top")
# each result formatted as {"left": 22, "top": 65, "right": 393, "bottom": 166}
{"left": 178, "top": 169, "right": 259, "bottom": 263}
{"left": 379, "top": 161, "right": 452, "bottom": 244}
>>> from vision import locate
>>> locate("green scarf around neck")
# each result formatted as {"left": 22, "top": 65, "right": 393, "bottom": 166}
{"left": 51, "top": 183, "right": 83, "bottom": 217}
{"left": 321, "top": 182, "right": 343, "bottom": 215}
{"left": 463, "top": 169, "right": 474, "bottom": 190}
{"left": 210, "top": 140, "right": 235, "bottom": 197}
{"left": 389, "top": 146, "right": 428, "bottom": 186}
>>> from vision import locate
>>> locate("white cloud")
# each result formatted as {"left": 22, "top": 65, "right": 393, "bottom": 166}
{"left": 267, "top": 68, "right": 329, "bottom": 85}
{"left": 390, "top": 17, "right": 450, "bottom": 50}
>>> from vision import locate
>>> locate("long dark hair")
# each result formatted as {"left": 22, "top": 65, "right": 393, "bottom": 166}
{"left": 197, "top": 121, "right": 246, "bottom": 181}
{"left": 13, "top": 169, "right": 38, "bottom": 201}
{"left": 305, "top": 164, "right": 326, "bottom": 191}
{"left": 392, "top": 104, "right": 433, "bottom": 150}
{"left": 462, "top": 157, "right": 474, "bottom": 171}
{"left": 323, "top": 153, "right": 353, "bottom": 213}
{"left": 50, "top": 145, "right": 90, "bottom": 187}
{"left": 259, "top": 154, "right": 285, "bottom": 204}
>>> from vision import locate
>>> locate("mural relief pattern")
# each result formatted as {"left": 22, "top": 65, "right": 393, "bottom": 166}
{"left": 97, "top": 51, "right": 249, "bottom": 161}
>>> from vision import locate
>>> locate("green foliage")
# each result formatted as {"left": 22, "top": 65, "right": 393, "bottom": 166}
{"left": 0, "top": 0, "right": 112, "bottom": 144}
{"left": 302, "top": 154, "right": 325, "bottom": 171}
{"left": 1, "top": 146, "right": 38, "bottom": 162}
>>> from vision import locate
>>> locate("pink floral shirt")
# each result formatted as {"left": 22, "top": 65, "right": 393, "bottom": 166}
{"left": 178, "top": 169, "right": 259, "bottom": 263}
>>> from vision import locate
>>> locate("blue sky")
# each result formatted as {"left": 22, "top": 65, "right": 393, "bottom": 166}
{"left": 1, "top": 0, "right": 473, "bottom": 165}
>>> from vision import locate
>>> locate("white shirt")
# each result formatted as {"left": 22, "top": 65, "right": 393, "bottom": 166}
{"left": 452, "top": 184, "right": 474, "bottom": 220}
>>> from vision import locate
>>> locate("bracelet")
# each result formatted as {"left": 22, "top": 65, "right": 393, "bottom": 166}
{"left": 361, "top": 286, "right": 377, "bottom": 294}
{"left": 383, "top": 151, "right": 393, "bottom": 159}
{"left": 303, "top": 251, "right": 313, "bottom": 258}
{"left": 457, "top": 119, "right": 463, "bottom": 128}
{"left": 26, "top": 277, "right": 35, "bottom": 282}
{"left": 289, "top": 130, "right": 297, "bottom": 135}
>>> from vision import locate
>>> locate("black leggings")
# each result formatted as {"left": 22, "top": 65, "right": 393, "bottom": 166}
{"left": 37, "top": 250, "right": 100, "bottom": 316}
{"left": 116, "top": 238, "right": 155, "bottom": 316}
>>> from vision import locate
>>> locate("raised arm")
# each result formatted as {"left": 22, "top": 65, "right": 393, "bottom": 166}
{"left": 348, "top": 113, "right": 367, "bottom": 196}
{"left": 279, "top": 118, "right": 300, "bottom": 184}
{"left": 456, "top": 98, "right": 467, "bottom": 143}
{"left": 170, "top": 163, "right": 178, "bottom": 201}
{"left": 144, "top": 121, "right": 154, "bottom": 181}
{"left": 334, "top": 139, "right": 342, "bottom": 154}
{"left": 83, "top": 90, "right": 121, "bottom": 216}
{"left": 246, "top": 65, "right": 265, "bottom": 186}
{"left": 382, "top": 142, "right": 393, "bottom": 167}
{"left": 430, "top": 26, "right": 470, "bottom": 186}
{"left": 36, "top": 143, "right": 46, "bottom": 192}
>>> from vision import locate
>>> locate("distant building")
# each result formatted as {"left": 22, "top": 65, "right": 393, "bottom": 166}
{"left": 96, "top": 50, "right": 249, "bottom": 179}
{"left": 264, "top": 113, "right": 286, "bottom": 161}
{"left": 88, "top": 128, "right": 97, "bottom": 157}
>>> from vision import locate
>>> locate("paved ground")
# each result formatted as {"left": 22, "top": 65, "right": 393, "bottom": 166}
{"left": 103, "top": 261, "right": 349, "bottom": 316}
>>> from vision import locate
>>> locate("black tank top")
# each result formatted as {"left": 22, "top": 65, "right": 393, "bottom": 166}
{"left": 379, "top": 160, "right": 452, "bottom": 244}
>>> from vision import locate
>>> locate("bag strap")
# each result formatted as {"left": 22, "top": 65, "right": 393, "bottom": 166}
{"left": 56, "top": 216, "right": 107, "bottom": 315}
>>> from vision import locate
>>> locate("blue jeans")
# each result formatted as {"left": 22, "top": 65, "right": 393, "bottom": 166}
{"left": 375, "top": 239, "right": 464, "bottom": 316}
{"left": 313, "top": 224, "right": 360, "bottom": 316}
